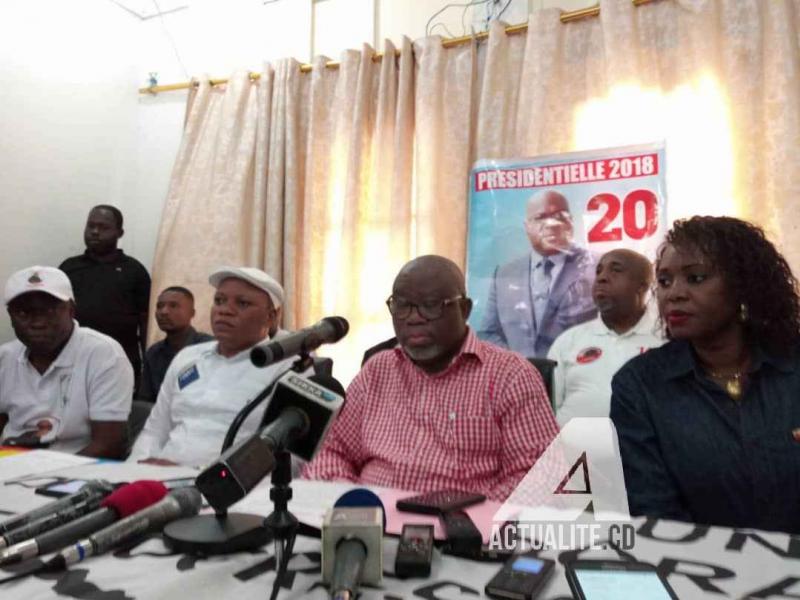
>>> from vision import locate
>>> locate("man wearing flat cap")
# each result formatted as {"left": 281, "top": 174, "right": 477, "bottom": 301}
{"left": 129, "top": 266, "right": 301, "bottom": 467}
{"left": 0, "top": 266, "right": 133, "bottom": 457}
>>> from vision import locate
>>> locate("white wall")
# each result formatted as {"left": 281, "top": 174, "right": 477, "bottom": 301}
{"left": 0, "top": 0, "right": 594, "bottom": 344}
{"left": 0, "top": 0, "right": 139, "bottom": 343}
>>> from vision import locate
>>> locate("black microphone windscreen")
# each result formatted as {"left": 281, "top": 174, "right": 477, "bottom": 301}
{"left": 325, "top": 316, "right": 350, "bottom": 340}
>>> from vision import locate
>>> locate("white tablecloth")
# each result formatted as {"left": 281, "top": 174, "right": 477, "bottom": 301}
{"left": 1, "top": 454, "right": 798, "bottom": 599}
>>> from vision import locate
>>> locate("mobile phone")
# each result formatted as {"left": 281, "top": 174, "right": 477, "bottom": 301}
{"left": 396, "top": 489, "right": 486, "bottom": 515}
{"left": 485, "top": 552, "right": 555, "bottom": 599}
{"left": 34, "top": 479, "right": 91, "bottom": 498}
{"left": 564, "top": 560, "right": 679, "bottom": 600}
{"left": 3, "top": 431, "right": 50, "bottom": 449}
{"left": 395, "top": 523, "right": 434, "bottom": 578}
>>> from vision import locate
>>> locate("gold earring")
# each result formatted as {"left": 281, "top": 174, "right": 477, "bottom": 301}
{"left": 738, "top": 303, "right": 749, "bottom": 323}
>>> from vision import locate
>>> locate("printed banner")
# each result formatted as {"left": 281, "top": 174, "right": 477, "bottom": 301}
{"left": 466, "top": 143, "right": 667, "bottom": 358}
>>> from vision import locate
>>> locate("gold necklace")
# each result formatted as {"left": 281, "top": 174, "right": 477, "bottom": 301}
{"left": 706, "top": 369, "right": 744, "bottom": 401}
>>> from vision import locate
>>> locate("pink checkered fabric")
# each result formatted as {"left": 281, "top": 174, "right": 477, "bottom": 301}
{"left": 302, "top": 329, "right": 558, "bottom": 501}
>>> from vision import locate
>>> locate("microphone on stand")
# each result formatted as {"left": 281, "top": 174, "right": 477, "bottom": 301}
{"left": 196, "top": 371, "right": 345, "bottom": 512}
{"left": 322, "top": 489, "right": 386, "bottom": 600}
{"left": 0, "top": 480, "right": 168, "bottom": 566}
{"left": 45, "top": 486, "right": 202, "bottom": 570}
{"left": 0, "top": 480, "right": 115, "bottom": 537}
{"left": 164, "top": 372, "right": 346, "bottom": 557}
{"left": 250, "top": 316, "right": 349, "bottom": 368}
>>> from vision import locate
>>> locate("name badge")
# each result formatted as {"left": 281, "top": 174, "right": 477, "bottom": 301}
{"left": 178, "top": 364, "right": 200, "bottom": 390}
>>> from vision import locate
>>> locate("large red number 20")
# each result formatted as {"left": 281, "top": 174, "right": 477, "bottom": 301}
{"left": 587, "top": 189, "right": 658, "bottom": 242}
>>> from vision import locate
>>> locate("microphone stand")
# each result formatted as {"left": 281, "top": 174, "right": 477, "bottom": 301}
{"left": 263, "top": 351, "right": 311, "bottom": 600}
{"left": 264, "top": 449, "right": 297, "bottom": 600}
{"left": 163, "top": 353, "right": 312, "bottom": 556}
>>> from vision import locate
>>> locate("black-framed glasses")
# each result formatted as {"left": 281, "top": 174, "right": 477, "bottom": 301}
{"left": 386, "top": 295, "right": 464, "bottom": 320}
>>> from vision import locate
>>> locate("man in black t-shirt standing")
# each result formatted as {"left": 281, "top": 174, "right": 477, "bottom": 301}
{"left": 60, "top": 205, "right": 151, "bottom": 388}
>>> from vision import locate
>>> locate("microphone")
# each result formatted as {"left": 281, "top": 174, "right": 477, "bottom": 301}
{"left": 46, "top": 486, "right": 201, "bottom": 569}
{"left": 322, "top": 489, "right": 385, "bottom": 599}
{"left": 196, "top": 372, "right": 345, "bottom": 512}
{"left": 1, "top": 497, "right": 104, "bottom": 552}
{"left": 0, "top": 480, "right": 167, "bottom": 566}
{"left": 0, "top": 480, "right": 115, "bottom": 537}
{"left": 250, "top": 316, "right": 349, "bottom": 368}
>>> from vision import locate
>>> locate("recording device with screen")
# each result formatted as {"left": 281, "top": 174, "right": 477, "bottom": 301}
{"left": 394, "top": 524, "right": 434, "bottom": 578}
{"left": 564, "top": 560, "right": 678, "bottom": 600}
{"left": 396, "top": 489, "right": 486, "bottom": 515}
{"left": 485, "top": 553, "right": 556, "bottom": 600}
{"left": 396, "top": 489, "right": 486, "bottom": 559}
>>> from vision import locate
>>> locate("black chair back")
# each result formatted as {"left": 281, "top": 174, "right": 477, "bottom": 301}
{"left": 126, "top": 400, "right": 153, "bottom": 456}
{"left": 527, "top": 357, "right": 557, "bottom": 410}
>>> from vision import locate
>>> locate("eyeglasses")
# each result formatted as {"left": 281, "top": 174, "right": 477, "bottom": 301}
{"left": 386, "top": 295, "right": 464, "bottom": 320}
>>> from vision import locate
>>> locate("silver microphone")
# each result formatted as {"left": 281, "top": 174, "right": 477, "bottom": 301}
{"left": 0, "top": 480, "right": 114, "bottom": 537}
{"left": 322, "top": 507, "right": 384, "bottom": 598}
{"left": 48, "top": 487, "right": 202, "bottom": 569}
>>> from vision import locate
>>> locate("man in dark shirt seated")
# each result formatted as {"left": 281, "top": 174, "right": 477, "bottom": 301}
{"left": 137, "top": 286, "right": 213, "bottom": 403}
{"left": 59, "top": 205, "right": 151, "bottom": 383}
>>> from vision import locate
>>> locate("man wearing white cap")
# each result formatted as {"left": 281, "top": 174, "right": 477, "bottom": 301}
{"left": 129, "top": 266, "right": 302, "bottom": 467}
{"left": 0, "top": 266, "right": 133, "bottom": 457}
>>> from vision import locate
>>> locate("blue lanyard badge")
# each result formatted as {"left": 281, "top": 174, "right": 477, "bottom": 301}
{"left": 178, "top": 364, "right": 200, "bottom": 390}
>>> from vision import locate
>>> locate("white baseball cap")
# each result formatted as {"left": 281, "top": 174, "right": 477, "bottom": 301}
{"left": 208, "top": 266, "right": 284, "bottom": 309}
{"left": 4, "top": 266, "right": 74, "bottom": 305}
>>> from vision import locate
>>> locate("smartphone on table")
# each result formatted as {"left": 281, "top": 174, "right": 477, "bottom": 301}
{"left": 564, "top": 560, "right": 679, "bottom": 600}
{"left": 34, "top": 479, "right": 92, "bottom": 498}
{"left": 396, "top": 489, "right": 486, "bottom": 515}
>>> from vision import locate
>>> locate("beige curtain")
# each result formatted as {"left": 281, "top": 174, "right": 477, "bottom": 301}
{"left": 150, "top": 0, "right": 800, "bottom": 384}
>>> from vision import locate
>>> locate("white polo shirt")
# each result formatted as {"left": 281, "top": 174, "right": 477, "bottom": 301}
{"left": 128, "top": 332, "right": 304, "bottom": 468}
{"left": 0, "top": 323, "right": 133, "bottom": 453}
{"left": 548, "top": 310, "right": 663, "bottom": 427}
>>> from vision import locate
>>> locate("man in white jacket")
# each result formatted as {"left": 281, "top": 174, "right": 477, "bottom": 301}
{"left": 129, "top": 266, "right": 299, "bottom": 467}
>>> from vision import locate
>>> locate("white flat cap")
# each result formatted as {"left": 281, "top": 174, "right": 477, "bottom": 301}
{"left": 4, "top": 266, "right": 74, "bottom": 304}
{"left": 208, "top": 266, "right": 284, "bottom": 309}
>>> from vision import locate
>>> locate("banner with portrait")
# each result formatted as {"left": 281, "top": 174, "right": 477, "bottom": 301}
{"left": 466, "top": 143, "right": 667, "bottom": 358}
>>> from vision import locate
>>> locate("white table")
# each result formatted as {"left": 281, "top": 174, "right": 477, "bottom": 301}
{"left": 1, "top": 453, "right": 798, "bottom": 599}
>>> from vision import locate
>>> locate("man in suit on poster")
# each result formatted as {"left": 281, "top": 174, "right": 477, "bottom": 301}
{"left": 479, "top": 189, "right": 596, "bottom": 358}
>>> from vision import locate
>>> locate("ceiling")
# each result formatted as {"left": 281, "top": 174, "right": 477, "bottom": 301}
{"left": 109, "top": 0, "right": 190, "bottom": 20}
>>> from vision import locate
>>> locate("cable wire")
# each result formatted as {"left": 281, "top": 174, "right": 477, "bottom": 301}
{"left": 152, "top": 0, "right": 190, "bottom": 80}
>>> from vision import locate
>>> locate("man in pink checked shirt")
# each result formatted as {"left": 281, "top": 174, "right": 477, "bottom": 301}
{"left": 303, "top": 255, "right": 558, "bottom": 502}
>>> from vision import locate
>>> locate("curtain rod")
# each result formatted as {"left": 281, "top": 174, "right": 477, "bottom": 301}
{"left": 139, "top": 0, "right": 656, "bottom": 94}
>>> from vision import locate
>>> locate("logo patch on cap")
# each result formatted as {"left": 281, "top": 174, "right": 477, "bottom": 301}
{"left": 576, "top": 347, "right": 603, "bottom": 364}
{"left": 28, "top": 272, "right": 42, "bottom": 285}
